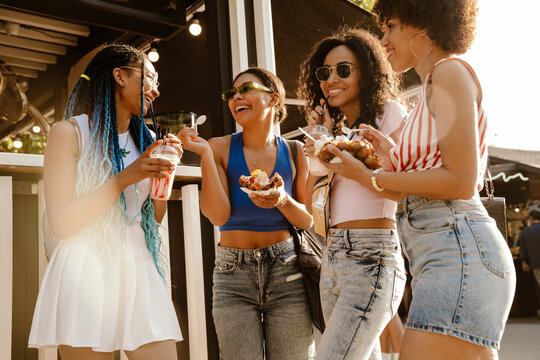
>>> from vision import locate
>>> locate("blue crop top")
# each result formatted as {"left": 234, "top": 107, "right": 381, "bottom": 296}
{"left": 219, "top": 132, "right": 293, "bottom": 232}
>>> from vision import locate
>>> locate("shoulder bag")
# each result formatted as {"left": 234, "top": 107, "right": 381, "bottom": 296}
{"left": 286, "top": 139, "right": 326, "bottom": 332}
{"left": 480, "top": 159, "right": 508, "bottom": 242}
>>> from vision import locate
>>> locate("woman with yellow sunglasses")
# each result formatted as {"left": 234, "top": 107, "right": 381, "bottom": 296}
{"left": 180, "top": 67, "right": 314, "bottom": 359}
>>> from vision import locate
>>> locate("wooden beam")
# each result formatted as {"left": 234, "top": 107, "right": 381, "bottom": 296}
{"left": 0, "top": 55, "right": 47, "bottom": 70}
{"left": 1, "top": 1, "right": 184, "bottom": 39}
{"left": 0, "top": 34, "right": 67, "bottom": 55}
{"left": 6, "top": 66, "right": 38, "bottom": 78}
{"left": 0, "top": 7, "right": 90, "bottom": 36}
{"left": 0, "top": 23, "right": 78, "bottom": 46}
{"left": 0, "top": 45, "right": 57, "bottom": 64}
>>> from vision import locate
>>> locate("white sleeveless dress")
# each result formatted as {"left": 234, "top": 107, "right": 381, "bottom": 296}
{"left": 29, "top": 115, "right": 182, "bottom": 352}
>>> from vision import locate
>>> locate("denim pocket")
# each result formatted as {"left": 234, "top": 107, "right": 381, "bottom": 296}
{"left": 275, "top": 252, "right": 298, "bottom": 266}
{"left": 390, "top": 269, "right": 406, "bottom": 315}
{"left": 406, "top": 205, "right": 454, "bottom": 233}
{"left": 466, "top": 216, "right": 512, "bottom": 279}
{"left": 214, "top": 259, "right": 237, "bottom": 274}
{"left": 346, "top": 247, "right": 384, "bottom": 264}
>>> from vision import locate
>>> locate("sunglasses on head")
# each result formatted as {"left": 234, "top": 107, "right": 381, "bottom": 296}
{"left": 120, "top": 66, "right": 159, "bottom": 88}
{"left": 315, "top": 63, "right": 359, "bottom": 82}
{"left": 222, "top": 81, "right": 272, "bottom": 101}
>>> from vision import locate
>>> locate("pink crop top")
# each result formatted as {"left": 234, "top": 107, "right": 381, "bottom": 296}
{"left": 329, "top": 101, "right": 407, "bottom": 226}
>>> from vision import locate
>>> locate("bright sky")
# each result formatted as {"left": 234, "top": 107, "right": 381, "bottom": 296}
{"left": 461, "top": 0, "right": 540, "bottom": 151}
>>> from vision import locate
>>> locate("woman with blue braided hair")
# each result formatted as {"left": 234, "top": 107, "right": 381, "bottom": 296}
{"left": 29, "top": 44, "right": 183, "bottom": 360}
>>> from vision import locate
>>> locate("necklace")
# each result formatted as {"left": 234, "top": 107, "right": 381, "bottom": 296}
{"left": 120, "top": 133, "right": 130, "bottom": 157}
{"left": 244, "top": 146, "right": 260, "bottom": 166}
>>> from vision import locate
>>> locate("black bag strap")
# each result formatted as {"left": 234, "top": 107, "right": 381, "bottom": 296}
{"left": 285, "top": 139, "right": 299, "bottom": 198}
{"left": 285, "top": 139, "right": 303, "bottom": 250}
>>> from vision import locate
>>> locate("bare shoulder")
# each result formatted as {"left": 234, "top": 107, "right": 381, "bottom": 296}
{"left": 431, "top": 60, "right": 478, "bottom": 91}
{"left": 208, "top": 135, "right": 231, "bottom": 163}
{"left": 208, "top": 135, "right": 231, "bottom": 151}
{"left": 46, "top": 120, "right": 78, "bottom": 154}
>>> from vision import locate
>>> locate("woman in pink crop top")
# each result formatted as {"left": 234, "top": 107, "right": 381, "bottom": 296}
{"left": 299, "top": 28, "right": 407, "bottom": 360}
{"left": 327, "top": 1, "right": 515, "bottom": 360}
{"left": 180, "top": 68, "right": 314, "bottom": 359}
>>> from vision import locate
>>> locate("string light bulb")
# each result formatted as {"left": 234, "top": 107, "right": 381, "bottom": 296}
{"left": 32, "top": 125, "right": 41, "bottom": 133}
{"left": 148, "top": 41, "right": 160, "bottom": 62}
{"left": 13, "top": 139, "right": 23, "bottom": 149}
{"left": 189, "top": 13, "right": 202, "bottom": 36}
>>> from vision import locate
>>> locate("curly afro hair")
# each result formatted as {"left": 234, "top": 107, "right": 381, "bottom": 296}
{"left": 297, "top": 27, "right": 402, "bottom": 134}
{"left": 372, "top": 0, "right": 478, "bottom": 54}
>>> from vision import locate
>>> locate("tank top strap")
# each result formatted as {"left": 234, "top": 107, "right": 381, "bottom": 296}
{"left": 425, "top": 58, "right": 483, "bottom": 101}
{"left": 226, "top": 132, "right": 249, "bottom": 174}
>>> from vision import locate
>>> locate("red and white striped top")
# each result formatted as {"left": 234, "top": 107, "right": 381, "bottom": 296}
{"left": 390, "top": 58, "right": 488, "bottom": 189}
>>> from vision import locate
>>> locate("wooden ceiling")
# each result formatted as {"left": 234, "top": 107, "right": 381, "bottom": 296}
{"left": 0, "top": 0, "right": 199, "bottom": 140}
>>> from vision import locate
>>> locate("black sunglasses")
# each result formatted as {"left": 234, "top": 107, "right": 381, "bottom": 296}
{"left": 222, "top": 81, "right": 272, "bottom": 101}
{"left": 315, "top": 63, "right": 359, "bottom": 82}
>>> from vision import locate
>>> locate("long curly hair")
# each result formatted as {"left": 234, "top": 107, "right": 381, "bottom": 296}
{"left": 64, "top": 44, "right": 166, "bottom": 279}
{"left": 372, "top": 0, "right": 478, "bottom": 54}
{"left": 233, "top": 67, "right": 287, "bottom": 124}
{"left": 297, "top": 28, "right": 401, "bottom": 134}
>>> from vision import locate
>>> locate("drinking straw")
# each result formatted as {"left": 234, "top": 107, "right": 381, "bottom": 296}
{"left": 298, "top": 127, "right": 316, "bottom": 141}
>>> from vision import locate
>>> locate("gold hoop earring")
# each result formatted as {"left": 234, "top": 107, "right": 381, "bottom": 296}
{"left": 410, "top": 32, "right": 433, "bottom": 59}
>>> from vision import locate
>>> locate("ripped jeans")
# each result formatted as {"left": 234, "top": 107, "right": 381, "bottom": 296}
{"left": 212, "top": 238, "right": 314, "bottom": 360}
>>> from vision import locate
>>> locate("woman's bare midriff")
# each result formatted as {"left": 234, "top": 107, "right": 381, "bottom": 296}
{"left": 333, "top": 218, "right": 396, "bottom": 230}
{"left": 219, "top": 229, "right": 292, "bottom": 250}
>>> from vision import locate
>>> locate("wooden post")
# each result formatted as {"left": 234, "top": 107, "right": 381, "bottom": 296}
{"left": 0, "top": 177, "right": 13, "bottom": 360}
{"left": 181, "top": 184, "right": 208, "bottom": 360}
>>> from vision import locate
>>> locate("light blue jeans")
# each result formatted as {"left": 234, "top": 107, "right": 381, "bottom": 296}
{"left": 317, "top": 228, "right": 405, "bottom": 360}
{"left": 396, "top": 195, "right": 516, "bottom": 349}
{"left": 212, "top": 238, "right": 314, "bottom": 360}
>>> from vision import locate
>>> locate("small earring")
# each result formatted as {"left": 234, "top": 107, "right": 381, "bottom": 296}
{"left": 121, "top": 81, "right": 125, "bottom": 87}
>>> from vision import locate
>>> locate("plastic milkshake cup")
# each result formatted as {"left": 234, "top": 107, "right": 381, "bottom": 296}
{"left": 150, "top": 144, "right": 180, "bottom": 200}
{"left": 307, "top": 125, "right": 332, "bottom": 176}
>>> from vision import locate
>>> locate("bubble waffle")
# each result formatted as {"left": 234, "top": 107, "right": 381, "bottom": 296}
{"left": 314, "top": 135, "right": 382, "bottom": 170}
{"left": 239, "top": 169, "right": 282, "bottom": 191}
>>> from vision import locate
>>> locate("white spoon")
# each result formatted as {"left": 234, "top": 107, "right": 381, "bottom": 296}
{"left": 342, "top": 126, "right": 366, "bottom": 139}
{"left": 194, "top": 115, "right": 207, "bottom": 132}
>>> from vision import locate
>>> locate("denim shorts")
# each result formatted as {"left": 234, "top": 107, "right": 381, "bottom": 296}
{"left": 212, "top": 238, "right": 314, "bottom": 360}
{"left": 318, "top": 228, "right": 406, "bottom": 360}
{"left": 396, "top": 195, "right": 516, "bottom": 349}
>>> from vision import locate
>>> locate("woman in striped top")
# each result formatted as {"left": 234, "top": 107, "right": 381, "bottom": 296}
{"left": 323, "top": 1, "right": 515, "bottom": 359}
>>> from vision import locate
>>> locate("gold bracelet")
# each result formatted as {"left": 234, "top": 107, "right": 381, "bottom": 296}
{"left": 275, "top": 194, "right": 289, "bottom": 208}
{"left": 371, "top": 168, "right": 384, "bottom": 192}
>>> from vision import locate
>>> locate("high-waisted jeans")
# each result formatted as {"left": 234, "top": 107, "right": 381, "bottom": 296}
{"left": 317, "top": 228, "right": 405, "bottom": 360}
{"left": 212, "top": 238, "right": 314, "bottom": 360}
{"left": 396, "top": 195, "right": 516, "bottom": 349}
